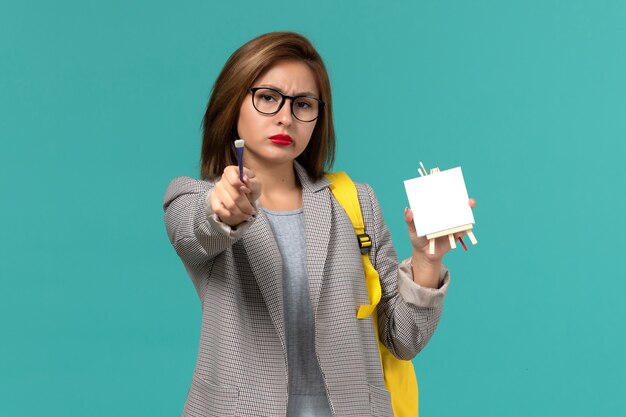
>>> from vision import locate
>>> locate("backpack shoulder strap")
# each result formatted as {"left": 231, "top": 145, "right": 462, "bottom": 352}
{"left": 326, "top": 172, "right": 380, "bottom": 318}
{"left": 326, "top": 173, "right": 419, "bottom": 417}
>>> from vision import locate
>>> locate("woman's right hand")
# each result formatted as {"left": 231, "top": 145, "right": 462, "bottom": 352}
{"left": 209, "top": 165, "right": 262, "bottom": 227}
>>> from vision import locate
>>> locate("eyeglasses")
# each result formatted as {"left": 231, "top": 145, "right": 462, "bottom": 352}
{"left": 249, "top": 87, "right": 324, "bottom": 122}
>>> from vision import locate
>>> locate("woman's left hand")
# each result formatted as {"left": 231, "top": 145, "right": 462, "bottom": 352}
{"left": 404, "top": 198, "right": 477, "bottom": 261}
{"left": 404, "top": 198, "right": 476, "bottom": 287}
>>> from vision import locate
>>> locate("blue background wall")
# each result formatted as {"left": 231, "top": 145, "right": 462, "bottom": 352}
{"left": 1, "top": 1, "right": 625, "bottom": 415}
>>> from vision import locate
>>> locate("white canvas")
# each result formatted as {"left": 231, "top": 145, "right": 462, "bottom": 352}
{"left": 403, "top": 167, "right": 475, "bottom": 237}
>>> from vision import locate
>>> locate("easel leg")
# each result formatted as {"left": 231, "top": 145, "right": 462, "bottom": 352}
{"left": 448, "top": 234, "right": 456, "bottom": 249}
{"left": 429, "top": 238, "right": 436, "bottom": 255}
{"left": 467, "top": 231, "right": 478, "bottom": 245}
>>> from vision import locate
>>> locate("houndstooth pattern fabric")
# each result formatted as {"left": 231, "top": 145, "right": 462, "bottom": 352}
{"left": 163, "top": 163, "right": 449, "bottom": 417}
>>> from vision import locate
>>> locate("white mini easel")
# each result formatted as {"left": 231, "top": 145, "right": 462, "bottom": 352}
{"left": 418, "top": 164, "right": 478, "bottom": 255}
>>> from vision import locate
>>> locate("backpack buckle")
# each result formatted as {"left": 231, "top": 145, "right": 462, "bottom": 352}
{"left": 357, "top": 233, "right": 372, "bottom": 254}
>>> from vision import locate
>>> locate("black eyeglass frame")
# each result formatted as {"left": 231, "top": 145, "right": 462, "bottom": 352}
{"left": 249, "top": 87, "right": 325, "bottom": 122}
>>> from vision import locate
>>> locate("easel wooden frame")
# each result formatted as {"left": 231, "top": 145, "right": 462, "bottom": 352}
{"left": 422, "top": 167, "right": 478, "bottom": 255}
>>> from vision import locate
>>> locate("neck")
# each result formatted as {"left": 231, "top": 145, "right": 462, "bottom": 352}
{"left": 253, "top": 161, "right": 298, "bottom": 189}
{"left": 248, "top": 160, "right": 302, "bottom": 211}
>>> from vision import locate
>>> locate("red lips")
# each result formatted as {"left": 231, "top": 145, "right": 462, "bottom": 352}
{"left": 269, "top": 134, "right": 293, "bottom": 146}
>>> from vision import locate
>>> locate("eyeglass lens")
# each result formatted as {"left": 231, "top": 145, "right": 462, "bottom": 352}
{"left": 252, "top": 88, "right": 320, "bottom": 122}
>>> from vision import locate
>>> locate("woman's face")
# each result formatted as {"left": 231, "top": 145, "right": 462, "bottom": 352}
{"left": 237, "top": 60, "right": 319, "bottom": 170}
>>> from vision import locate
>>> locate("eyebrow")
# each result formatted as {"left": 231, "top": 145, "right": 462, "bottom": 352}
{"left": 258, "top": 84, "right": 319, "bottom": 98}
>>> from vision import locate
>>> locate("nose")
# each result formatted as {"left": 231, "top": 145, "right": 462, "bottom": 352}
{"left": 276, "top": 99, "right": 293, "bottom": 126}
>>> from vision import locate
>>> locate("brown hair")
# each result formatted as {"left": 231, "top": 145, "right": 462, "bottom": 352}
{"left": 200, "top": 32, "right": 335, "bottom": 181}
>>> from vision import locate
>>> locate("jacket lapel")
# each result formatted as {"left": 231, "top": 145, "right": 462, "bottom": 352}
{"left": 242, "top": 211, "right": 286, "bottom": 348}
{"left": 296, "top": 163, "right": 332, "bottom": 316}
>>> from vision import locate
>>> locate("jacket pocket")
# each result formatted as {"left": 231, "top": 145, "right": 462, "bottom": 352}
{"left": 182, "top": 374, "right": 239, "bottom": 417}
{"left": 368, "top": 384, "right": 393, "bottom": 417}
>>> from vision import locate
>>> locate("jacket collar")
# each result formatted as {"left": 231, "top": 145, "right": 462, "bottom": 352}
{"left": 294, "top": 161, "right": 331, "bottom": 194}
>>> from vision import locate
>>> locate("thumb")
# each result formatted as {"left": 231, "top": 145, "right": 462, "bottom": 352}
{"left": 404, "top": 207, "right": 417, "bottom": 235}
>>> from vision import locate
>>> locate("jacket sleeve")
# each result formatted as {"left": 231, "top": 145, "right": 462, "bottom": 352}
{"left": 363, "top": 183, "right": 450, "bottom": 360}
{"left": 163, "top": 176, "right": 256, "bottom": 266}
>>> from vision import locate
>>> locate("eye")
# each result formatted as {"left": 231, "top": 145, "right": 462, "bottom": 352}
{"left": 255, "top": 88, "right": 280, "bottom": 102}
{"left": 295, "top": 98, "right": 315, "bottom": 109}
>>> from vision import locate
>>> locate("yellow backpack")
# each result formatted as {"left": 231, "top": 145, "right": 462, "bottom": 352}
{"left": 326, "top": 171, "right": 419, "bottom": 417}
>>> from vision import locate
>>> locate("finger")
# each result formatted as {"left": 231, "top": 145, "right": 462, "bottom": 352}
{"left": 233, "top": 195, "right": 257, "bottom": 216}
{"left": 210, "top": 190, "right": 234, "bottom": 222}
{"left": 223, "top": 166, "right": 244, "bottom": 188}
{"left": 404, "top": 207, "right": 415, "bottom": 229}
{"left": 404, "top": 208, "right": 416, "bottom": 232}
{"left": 210, "top": 185, "right": 254, "bottom": 226}
{"left": 213, "top": 200, "right": 247, "bottom": 227}
{"left": 224, "top": 177, "right": 257, "bottom": 215}
{"left": 212, "top": 201, "right": 232, "bottom": 223}
{"left": 217, "top": 169, "right": 256, "bottom": 210}
{"left": 246, "top": 178, "right": 263, "bottom": 203}
{"left": 242, "top": 167, "right": 256, "bottom": 181}
{"left": 211, "top": 186, "right": 234, "bottom": 213}
{"left": 468, "top": 198, "right": 476, "bottom": 208}
{"left": 223, "top": 186, "right": 256, "bottom": 216}
{"left": 209, "top": 190, "right": 224, "bottom": 215}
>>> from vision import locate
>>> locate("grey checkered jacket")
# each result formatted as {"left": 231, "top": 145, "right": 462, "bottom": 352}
{"left": 163, "top": 163, "right": 450, "bottom": 417}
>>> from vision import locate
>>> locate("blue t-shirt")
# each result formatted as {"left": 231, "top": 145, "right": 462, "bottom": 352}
{"left": 263, "top": 207, "right": 333, "bottom": 417}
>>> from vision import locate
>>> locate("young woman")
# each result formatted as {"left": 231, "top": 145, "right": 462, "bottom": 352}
{"left": 164, "top": 31, "right": 475, "bottom": 417}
